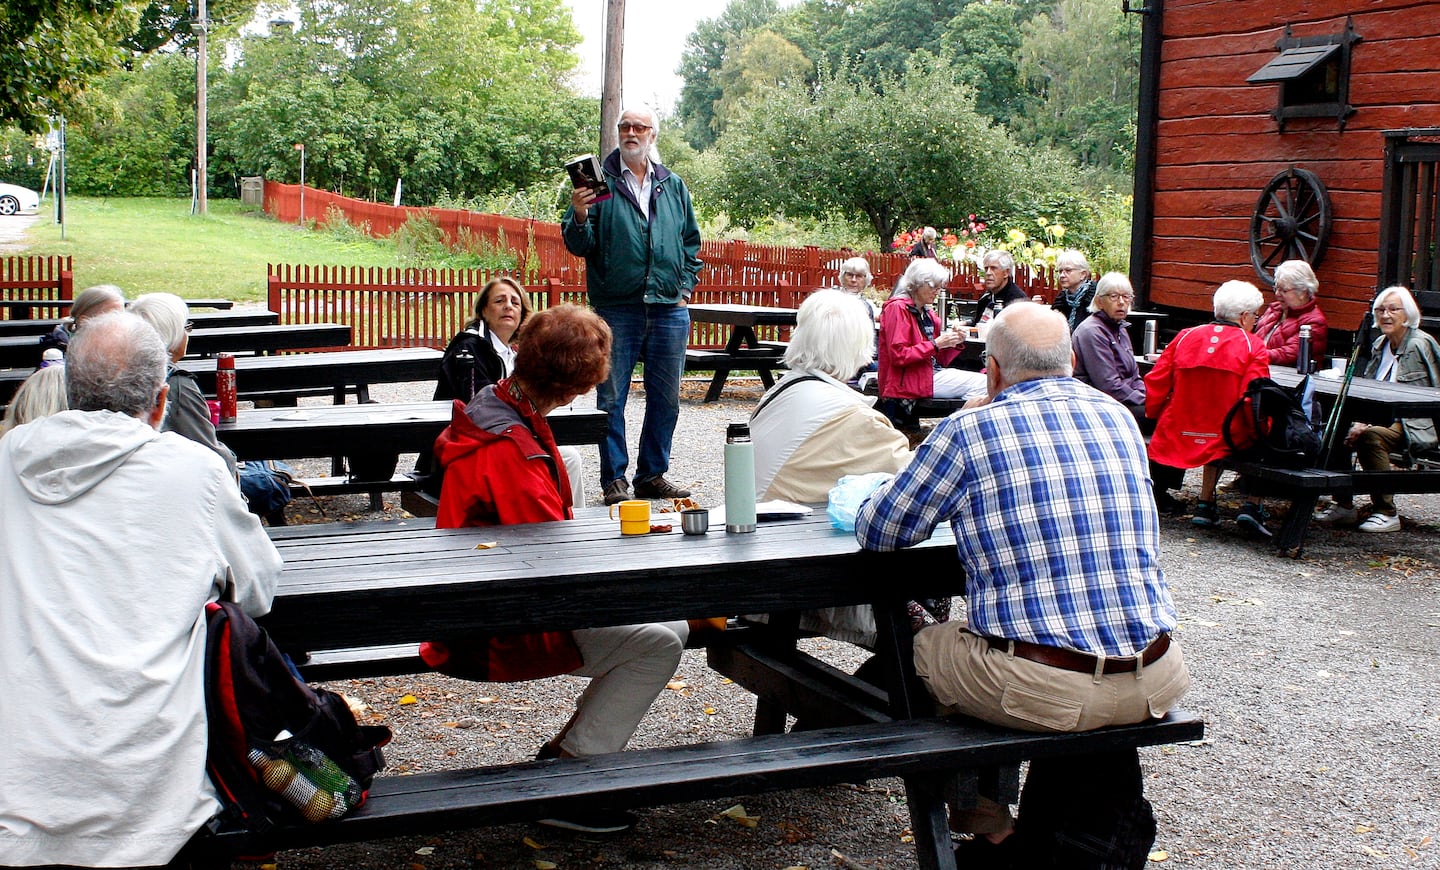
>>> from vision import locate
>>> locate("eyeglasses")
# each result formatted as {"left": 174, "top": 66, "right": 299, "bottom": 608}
{"left": 617, "top": 122, "right": 652, "bottom": 134}
{"left": 1375, "top": 305, "right": 1405, "bottom": 314}
{"left": 184, "top": 320, "right": 194, "bottom": 333}
{"left": 1102, "top": 294, "right": 1135, "bottom": 303}
{"left": 1057, "top": 267, "right": 1082, "bottom": 274}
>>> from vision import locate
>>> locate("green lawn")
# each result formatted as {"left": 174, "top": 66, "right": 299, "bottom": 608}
{"left": 20, "top": 197, "right": 402, "bottom": 303}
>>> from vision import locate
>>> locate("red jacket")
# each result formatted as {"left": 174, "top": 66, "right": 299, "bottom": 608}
{"left": 420, "top": 380, "right": 582, "bottom": 681}
{"left": 1145, "top": 323, "right": 1271, "bottom": 469}
{"left": 1254, "top": 298, "right": 1328, "bottom": 367}
{"left": 878, "top": 295, "right": 961, "bottom": 400}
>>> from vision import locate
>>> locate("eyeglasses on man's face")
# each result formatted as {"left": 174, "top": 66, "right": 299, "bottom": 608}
{"left": 618, "top": 122, "right": 652, "bottom": 134}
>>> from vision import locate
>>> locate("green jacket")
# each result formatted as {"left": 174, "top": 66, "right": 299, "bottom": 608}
{"left": 561, "top": 149, "right": 703, "bottom": 307}
{"left": 1365, "top": 326, "right": 1440, "bottom": 452}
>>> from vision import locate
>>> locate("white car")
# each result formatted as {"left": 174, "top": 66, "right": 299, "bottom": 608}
{"left": 0, "top": 183, "right": 40, "bottom": 216}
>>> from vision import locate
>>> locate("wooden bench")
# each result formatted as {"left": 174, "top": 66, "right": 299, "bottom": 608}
{"left": 187, "top": 712, "right": 1202, "bottom": 867}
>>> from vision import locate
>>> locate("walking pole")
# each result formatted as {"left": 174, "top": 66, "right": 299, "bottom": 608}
{"left": 1318, "top": 309, "right": 1374, "bottom": 467}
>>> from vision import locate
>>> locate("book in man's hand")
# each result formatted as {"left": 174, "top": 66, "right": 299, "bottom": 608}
{"left": 565, "top": 154, "right": 611, "bottom": 203}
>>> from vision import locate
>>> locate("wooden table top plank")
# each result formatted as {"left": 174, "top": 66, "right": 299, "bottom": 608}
{"left": 687, "top": 303, "right": 799, "bottom": 328}
{"left": 0, "top": 310, "right": 280, "bottom": 336}
{"left": 217, "top": 401, "right": 605, "bottom": 458}
{"left": 1269, "top": 366, "right": 1440, "bottom": 415}
{"left": 185, "top": 322, "right": 352, "bottom": 356}
{"left": 261, "top": 512, "right": 960, "bottom": 649}
{"left": 182, "top": 346, "right": 442, "bottom": 394}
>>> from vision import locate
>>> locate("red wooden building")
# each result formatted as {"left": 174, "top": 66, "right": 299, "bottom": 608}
{"left": 1129, "top": 0, "right": 1440, "bottom": 340}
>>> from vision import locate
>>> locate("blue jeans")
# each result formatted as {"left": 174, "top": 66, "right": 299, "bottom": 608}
{"left": 594, "top": 303, "right": 690, "bottom": 485}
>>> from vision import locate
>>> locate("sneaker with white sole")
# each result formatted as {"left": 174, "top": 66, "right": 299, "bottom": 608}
{"left": 1314, "top": 503, "right": 1358, "bottom": 525}
{"left": 1236, "top": 503, "right": 1272, "bottom": 539}
{"left": 1358, "top": 512, "right": 1400, "bottom": 533}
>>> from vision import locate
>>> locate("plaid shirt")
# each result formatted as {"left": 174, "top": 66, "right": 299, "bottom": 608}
{"left": 856, "top": 377, "right": 1177, "bottom": 657}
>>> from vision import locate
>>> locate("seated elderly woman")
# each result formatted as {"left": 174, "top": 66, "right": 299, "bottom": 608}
{"left": 422, "top": 304, "right": 687, "bottom": 834}
{"left": 1315, "top": 286, "right": 1440, "bottom": 533}
{"left": 1073, "top": 272, "right": 1147, "bottom": 428}
{"left": 835, "top": 256, "right": 880, "bottom": 375}
{"left": 1255, "top": 259, "right": 1328, "bottom": 367}
{"left": 1145, "top": 280, "right": 1271, "bottom": 532}
{"left": 878, "top": 258, "right": 985, "bottom": 424}
{"left": 0, "top": 365, "right": 68, "bottom": 437}
{"left": 39, "top": 284, "right": 125, "bottom": 355}
{"left": 1050, "top": 249, "right": 1097, "bottom": 332}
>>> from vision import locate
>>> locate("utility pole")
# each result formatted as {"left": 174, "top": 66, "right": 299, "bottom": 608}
{"left": 600, "top": 0, "right": 624, "bottom": 155}
{"left": 193, "top": 0, "right": 209, "bottom": 215}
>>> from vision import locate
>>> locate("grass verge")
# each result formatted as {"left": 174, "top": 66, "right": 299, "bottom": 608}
{"left": 19, "top": 197, "right": 402, "bottom": 303}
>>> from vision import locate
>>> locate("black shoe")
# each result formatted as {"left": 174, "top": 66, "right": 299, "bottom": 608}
{"left": 536, "top": 808, "right": 637, "bottom": 834}
{"left": 1236, "top": 503, "right": 1272, "bottom": 539}
{"left": 1153, "top": 490, "right": 1181, "bottom": 515}
{"left": 633, "top": 475, "right": 691, "bottom": 499}
{"left": 602, "top": 478, "right": 630, "bottom": 506}
{"left": 1190, "top": 502, "right": 1219, "bottom": 527}
{"left": 953, "top": 833, "right": 1022, "bottom": 869}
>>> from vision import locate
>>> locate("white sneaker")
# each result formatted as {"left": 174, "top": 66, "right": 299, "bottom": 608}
{"left": 1358, "top": 512, "right": 1401, "bottom": 533}
{"left": 1314, "top": 503, "right": 1358, "bottom": 525}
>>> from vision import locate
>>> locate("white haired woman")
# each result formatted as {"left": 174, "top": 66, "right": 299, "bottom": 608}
{"left": 1254, "top": 259, "right": 1328, "bottom": 367}
{"left": 878, "top": 259, "right": 985, "bottom": 427}
{"left": 0, "top": 365, "right": 68, "bottom": 437}
{"left": 1315, "top": 286, "right": 1440, "bottom": 532}
{"left": 1145, "top": 280, "right": 1271, "bottom": 530}
{"left": 1072, "top": 272, "right": 1147, "bottom": 428}
{"left": 835, "top": 256, "right": 879, "bottom": 373}
{"left": 1051, "top": 249, "right": 1096, "bottom": 332}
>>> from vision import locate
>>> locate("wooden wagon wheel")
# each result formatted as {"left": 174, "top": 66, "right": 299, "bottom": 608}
{"left": 1250, "top": 167, "right": 1332, "bottom": 285}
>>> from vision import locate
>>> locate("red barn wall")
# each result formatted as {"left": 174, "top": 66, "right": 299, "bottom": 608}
{"left": 1150, "top": 0, "right": 1440, "bottom": 331}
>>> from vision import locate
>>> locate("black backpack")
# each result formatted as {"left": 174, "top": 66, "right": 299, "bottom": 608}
{"left": 1222, "top": 376, "right": 1321, "bottom": 469}
{"left": 203, "top": 601, "right": 392, "bottom": 833}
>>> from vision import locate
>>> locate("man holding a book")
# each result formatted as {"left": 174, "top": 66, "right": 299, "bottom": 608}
{"left": 562, "top": 106, "right": 704, "bottom": 505}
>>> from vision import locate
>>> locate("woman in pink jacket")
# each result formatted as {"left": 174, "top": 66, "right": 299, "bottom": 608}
{"left": 1254, "top": 260, "right": 1328, "bottom": 367}
{"left": 877, "top": 259, "right": 985, "bottom": 427}
{"left": 1146, "top": 281, "right": 1271, "bottom": 532}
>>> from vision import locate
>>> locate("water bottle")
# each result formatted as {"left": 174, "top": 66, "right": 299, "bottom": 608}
{"left": 1143, "top": 320, "right": 1158, "bottom": 357}
{"left": 724, "top": 422, "right": 756, "bottom": 534}
{"left": 216, "top": 353, "right": 238, "bottom": 423}
{"left": 1297, "top": 324, "right": 1312, "bottom": 374}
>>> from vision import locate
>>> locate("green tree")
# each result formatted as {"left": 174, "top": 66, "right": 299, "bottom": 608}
{"left": 1017, "top": 0, "right": 1140, "bottom": 170}
{"left": 938, "top": 0, "right": 1035, "bottom": 127}
{"left": 65, "top": 52, "right": 195, "bottom": 196}
{"left": 711, "top": 30, "right": 811, "bottom": 136}
{"left": 675, "top": 0, "right": 779, "bottom": 150}
{"left": 0, "top": 0, "right": 142, "bottom": 132}
{"left": 712, "top": 61, "right": 1020, "bottom": 247}
{"left": 121, "top": 0, "right": 262, "bottom": 54}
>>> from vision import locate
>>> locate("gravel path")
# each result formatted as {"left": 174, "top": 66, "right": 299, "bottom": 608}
{"left": 263, "top": 375, "right": 1440, "bottom": 870}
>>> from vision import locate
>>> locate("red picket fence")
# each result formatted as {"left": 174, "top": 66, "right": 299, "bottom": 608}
{"left": 262, "top": 180, "right": 1058, "bottom": 301}
{"left": 0, "top": 255, "right": 73, "bottom": 319}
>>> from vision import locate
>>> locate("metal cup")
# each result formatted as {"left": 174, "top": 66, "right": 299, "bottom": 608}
{"left": 680, "top": 508, "right": 710, "bottom": 535}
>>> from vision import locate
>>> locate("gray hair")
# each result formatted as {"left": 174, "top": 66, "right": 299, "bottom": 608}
{"left": 987, "top": 301, "right": 1072, "bottom": 381}
{"left": 922, "top": 226, "right": 937, "bottom": 241}
{"left": 1089, "top": 272, "right": 1134, "bottom": 312}
{"left": 1056, "top": 249, "right": 1090, "bottom": 274}
{"left": 983, "top": 248, "right": 1015, "bottom": 274}
{"left": 67, "top": 284, "right": 125, "bottom": 329}
{"left": 784, "top": 289, "right": 874, "bottom": 379}
{"left": 839, "top": 256, "right": 873, "bottom": 285}
{"left": 1212, "top": 280, "right": 1265, "bottom": 323}
{"left": 1374, "top": 285, "right": 1421, "bottom": 328}
{"left": 891, "top": 257, "right": 950, "bottom": 300}
{"left": 1, "top": 365, "right": 68, "bottom": 436}
{"left": 66, "top": 311, "right": 168, "bottom": 417}
{"left": 128, "top": 292, "right": 189, "bottom": 356}
{"left": 1274, "top": 260, "right": 1318, "bottom": 299}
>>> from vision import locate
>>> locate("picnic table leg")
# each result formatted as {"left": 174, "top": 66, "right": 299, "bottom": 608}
{"left": 752, "top": 611, "right": 802, "bottom": 734}
{"left": 704, "top": 367, "right": 729, "bottom": 403}
{"left": 906, "top": 773, "right": 960, "bottom": 870}
{"left": 1276, "top": 492, "right": 1320, "bottom": 557}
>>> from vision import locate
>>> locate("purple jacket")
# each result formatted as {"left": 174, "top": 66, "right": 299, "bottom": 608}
{"left": 1073, "top": 310, "right": 1144, "bottom": 408}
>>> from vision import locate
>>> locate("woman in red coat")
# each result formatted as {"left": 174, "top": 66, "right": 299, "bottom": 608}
{"left": 1145, "top": 281, "right": 1271, "bottom": 531}
{"left": 877, "top": 259, "right": 985, "bottom": 428}
{"left": 423, "top": 304, "right": 688, "bottom": 834}
{"left": 1253, "top": 259, "right": 1328, "bottom": 368}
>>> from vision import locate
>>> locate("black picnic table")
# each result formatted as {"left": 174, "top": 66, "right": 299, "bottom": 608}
{"left": 184, "top": 322, "right": 352, "bottom": 357}
{"left": 182, "top": 346, "right": 443, "bottom": 403}
{"left": 0, "top": 309, "right": 281, "bottom": 337}
{"left": 686, "top": 303, "right": 796, "bottom": 401}
{"left": 216, "top": 400, "right": 605, "bottom": 460}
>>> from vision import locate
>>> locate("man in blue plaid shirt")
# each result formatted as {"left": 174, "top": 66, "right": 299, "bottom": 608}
{"left": 856, "top": 302, "right": 1188, "bottom": 867}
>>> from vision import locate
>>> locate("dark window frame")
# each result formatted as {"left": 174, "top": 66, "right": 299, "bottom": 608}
{"left": 1378, "top": 128, "right": 1440, "bottom": 296}
{"left": 1247, "top": 18, "right": 1361, "bottom": 132}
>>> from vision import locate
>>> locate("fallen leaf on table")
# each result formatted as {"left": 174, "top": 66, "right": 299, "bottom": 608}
{"left": 398, "top": 694, "right": 418, "bottom": 705}
{"left": 1149, "top": 849, "right": 1169, "bottom": 861}
{"left": 473, "top": 541, "right": 499, "bottom": 550}
{"left": 719, "top": 804, "right": 759, "bottom": 827}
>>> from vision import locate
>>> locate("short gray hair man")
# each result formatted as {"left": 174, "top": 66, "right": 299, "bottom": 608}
{"left": 66, "top": 311, "right": 168, "bottom": 420}
{"left": 986, "top": 301, "right": 1072, "bottom": 392}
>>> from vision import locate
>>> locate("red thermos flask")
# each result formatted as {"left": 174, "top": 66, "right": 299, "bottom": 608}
{"left": 217, "top": 353, "right": 238, "bottom": 422}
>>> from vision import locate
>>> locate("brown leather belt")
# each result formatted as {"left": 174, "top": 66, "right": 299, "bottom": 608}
{"left": 986, "top": 633, "right": 1171, "bottom": 675}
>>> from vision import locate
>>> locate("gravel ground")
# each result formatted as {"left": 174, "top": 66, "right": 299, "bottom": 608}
{"left": 260, "top": 374, "right": 1440, "bottom": 870}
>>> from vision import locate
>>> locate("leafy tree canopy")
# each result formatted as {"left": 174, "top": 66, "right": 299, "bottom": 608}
{"left": 121, "top": 0, "right": 262, "bottom": 54}
{"left": 675, "top": 0, "right": 779, "bottom": 150}
{"left": 0, "top": 0, "right": 142, "bottom": 132}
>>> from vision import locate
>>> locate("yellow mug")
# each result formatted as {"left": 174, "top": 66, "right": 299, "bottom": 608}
{"left": 609, "top": 499, "right": 651, "bottom": 536}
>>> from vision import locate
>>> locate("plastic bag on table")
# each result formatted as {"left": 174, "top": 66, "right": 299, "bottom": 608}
{"left": 826, "top": 472, "right": 894, "bottom": 531}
